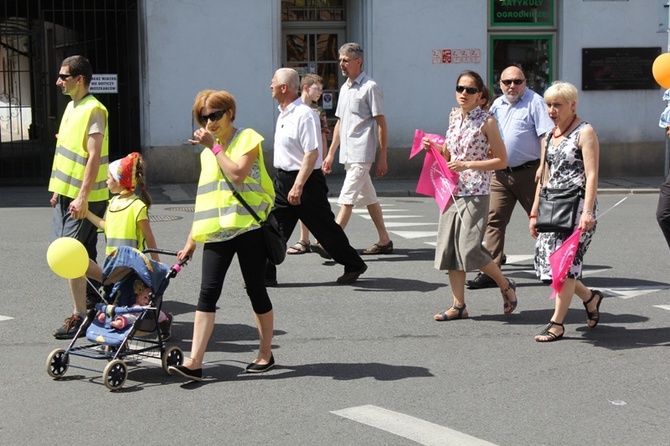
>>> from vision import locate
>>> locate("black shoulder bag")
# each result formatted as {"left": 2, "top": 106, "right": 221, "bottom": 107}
{"left": 535, "top": 134, "right": 584, "bottom": 233}
{"left": 222, "top": 174, "right": 286, "bottom": 265}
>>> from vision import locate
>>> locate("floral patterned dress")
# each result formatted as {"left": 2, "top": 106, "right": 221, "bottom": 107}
{"left": 434, "top": 106, "right": 495, "bottom": 271}
{"left": 445, "top": 106, "right": 493, "bottom": 196}
{"left": 534, "top": 121, "right": 598, "bottom": 280}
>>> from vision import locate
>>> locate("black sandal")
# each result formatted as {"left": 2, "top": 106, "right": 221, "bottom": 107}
{"left": 583, "top": 290, "right": 604, "bottom": 328}
{"left": 501, "top": 278, "right": 518, "bottom": 315}
{"left": 434, "top": 304, "right": 468, "bottom": 321}
{"left": 535, "top": 321, "right": 564, "bottom": 342}
{"left": 287, "top": 240, "right": 310, "bottom": 255}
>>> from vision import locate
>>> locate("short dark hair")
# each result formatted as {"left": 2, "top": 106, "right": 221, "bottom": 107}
{"left": 61, "top": 55, "right": 93, "bottom": 86}
{"left": 456, "top": 70, "right": 485, "bottom": 92}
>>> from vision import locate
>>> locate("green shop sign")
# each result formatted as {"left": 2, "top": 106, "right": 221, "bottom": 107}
{"left": 491, "top": 0, "right": 555, "bottom": 27}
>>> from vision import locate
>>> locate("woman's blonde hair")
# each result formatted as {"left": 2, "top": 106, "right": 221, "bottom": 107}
{"left": 544, "top": 81, "right": 578, "bottom": 108}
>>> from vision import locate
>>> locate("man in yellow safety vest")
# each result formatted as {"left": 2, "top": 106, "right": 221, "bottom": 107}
{"left": 48, "top": 55, "right": 109, "bottom": 339}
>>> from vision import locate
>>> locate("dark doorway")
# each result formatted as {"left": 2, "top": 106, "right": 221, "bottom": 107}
{"left": 0, "top": 0, "right": 140, "bottom": 186}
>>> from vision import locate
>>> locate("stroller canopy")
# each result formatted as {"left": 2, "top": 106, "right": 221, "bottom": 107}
{"left": 102, "top": 247, "right": 170, "bottom": 298}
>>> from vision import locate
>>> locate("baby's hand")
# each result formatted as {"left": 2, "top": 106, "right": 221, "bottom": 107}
{"left": 110, "top": 318, "right": 124, "bottom": 329}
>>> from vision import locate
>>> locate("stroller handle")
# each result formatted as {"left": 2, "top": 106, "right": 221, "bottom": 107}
{"left": 143, "top": 248, "right": 190, "bottom": 269}
{"left": 143, "top": 248, "right": 190, "bottom": 277}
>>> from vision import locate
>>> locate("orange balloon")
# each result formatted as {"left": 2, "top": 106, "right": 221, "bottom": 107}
{"left": 653, "top": 53, "right": 670, "bottom": 89}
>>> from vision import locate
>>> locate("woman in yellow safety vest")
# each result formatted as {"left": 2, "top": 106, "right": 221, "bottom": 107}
{"left": 169, "top": 90, "right": 276, "bottom": 381}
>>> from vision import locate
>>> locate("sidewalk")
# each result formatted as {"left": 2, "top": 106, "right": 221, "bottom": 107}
{"left": 1, "top": 175, "right": 664, "bottom": 207}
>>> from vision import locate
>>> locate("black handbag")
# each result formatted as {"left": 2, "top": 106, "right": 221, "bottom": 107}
{"left": 534, "top": 133, "right": 584, "bottom": 234}
{"left": 222, "top": 174, "right": 286, "bottom": 265}
{"left": 535, "top": 185, "right": 583, "bottom": 233}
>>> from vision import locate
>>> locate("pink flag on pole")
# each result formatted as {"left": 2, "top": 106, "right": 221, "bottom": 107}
{"left": 548, "top": 229, "right": 581, "bottom": 298}
{"left": 410, "top": 129, "right": 459, "bottom": 212}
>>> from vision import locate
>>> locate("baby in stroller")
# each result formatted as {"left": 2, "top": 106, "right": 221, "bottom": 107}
{"left": 47, "top": 246, "right": 187, "bottom": 391}
{"left": 97, "top": 278, "right": 173, "bottom": 340}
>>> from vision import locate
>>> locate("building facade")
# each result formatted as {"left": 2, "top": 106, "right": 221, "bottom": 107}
{"left": 0, "top": 0, "right": 666, "bottom": 185}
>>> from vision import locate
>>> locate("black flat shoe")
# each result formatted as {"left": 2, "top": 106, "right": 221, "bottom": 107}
{"left": 337, "top": 264, "right": 368, "bottom": 284}
{"left": 465, "top": 272, "right": 497, "bottom": 289}
{"left": 245, "top": 354, "right": 275, "bottom": 373}
{"left": 168, "top": 365, "right": 203, "bottom": 381}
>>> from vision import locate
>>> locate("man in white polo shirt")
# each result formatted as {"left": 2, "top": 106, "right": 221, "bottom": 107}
{"left": 322, "top": 42, "right": 393, "bottom": 256}
{"left": 265, "top": 67, "right": 367, "bottom": 286}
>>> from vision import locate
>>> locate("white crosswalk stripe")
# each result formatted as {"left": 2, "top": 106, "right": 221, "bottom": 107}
{"left": 332, "top": 405, "right": 498, "bottom": 446}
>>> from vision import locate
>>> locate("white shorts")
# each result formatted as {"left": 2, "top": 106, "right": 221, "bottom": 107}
{"left": 337, "top": 162, "right": 379, "bottom": 207}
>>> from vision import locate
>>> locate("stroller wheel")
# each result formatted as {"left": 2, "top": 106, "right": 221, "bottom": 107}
{"left": 161, "top": 345, "right": 184, "bottom": 375}
{"left": 46, "top": 348, "right": 69, "bottom": 378}
{"left": 103, "top": 359, "right": 127, "bottom": 391}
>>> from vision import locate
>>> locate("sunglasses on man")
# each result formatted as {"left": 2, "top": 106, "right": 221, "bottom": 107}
{"left": 501, "top": 79, "right": 525, "bottom": 86}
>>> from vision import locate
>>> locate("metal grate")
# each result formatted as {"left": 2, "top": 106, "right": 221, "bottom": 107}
{"left": 164, "top": 206, "right": 195, "bottom": 213}
{"left": 149, "top": 215, "right": 183, "bottom": 222}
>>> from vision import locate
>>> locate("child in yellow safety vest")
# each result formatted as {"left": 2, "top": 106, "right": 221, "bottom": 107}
{"left": 85, "top": 152, "right": 173, "bottom": 340}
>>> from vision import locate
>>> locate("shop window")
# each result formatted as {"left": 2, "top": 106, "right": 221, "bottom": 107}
{"left": 490, "top": 35, "right": 553, "bottom": 95}
{"left": 489, "top": 0, "right": 556, "bottom": 96}
{"left": 281, "top": 0, "right": 346, "bottom": 130}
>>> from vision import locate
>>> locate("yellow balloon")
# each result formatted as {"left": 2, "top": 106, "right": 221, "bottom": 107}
{"left": 653, "top": 53, "right": 670, "bottom": 89}
{"left": 47, "top": 237, "right": 89, "bottom": 279}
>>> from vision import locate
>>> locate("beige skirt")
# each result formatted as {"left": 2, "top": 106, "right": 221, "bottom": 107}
{"left": 434, "top": 195, "right": 492, "bottom": 271}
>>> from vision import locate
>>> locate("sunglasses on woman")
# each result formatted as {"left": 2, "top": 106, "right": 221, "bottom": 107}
{"left": 456, "top": 85, "right": 479, "bottom": 95}
{"left": 200, "top": 110, "right": 227, "bottom": 123}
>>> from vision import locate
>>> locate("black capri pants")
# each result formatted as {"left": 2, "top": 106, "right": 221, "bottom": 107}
{"left": 197, "top": 227, "right": 272, "bottom": 315}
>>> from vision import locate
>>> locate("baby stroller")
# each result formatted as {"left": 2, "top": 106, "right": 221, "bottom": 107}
{"left": 46, "top": 246, "right": 188, "bottom": 390}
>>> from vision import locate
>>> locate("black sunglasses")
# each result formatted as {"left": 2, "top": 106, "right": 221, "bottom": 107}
{"left": 57, "top": 74, "right": 75, "bottom": 81}
{"left": 501, "top": 79, "right": 525, "bottom": 86}
{"left": 456, "top": 85, "right": 479, "bottom": 95}
{"left": 200, "top": 110, "right": 226, "bottom": 124}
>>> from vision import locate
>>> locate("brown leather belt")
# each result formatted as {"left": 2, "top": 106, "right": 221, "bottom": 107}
{"left": 504, "top": 159, "right": 540, "bottom": 173}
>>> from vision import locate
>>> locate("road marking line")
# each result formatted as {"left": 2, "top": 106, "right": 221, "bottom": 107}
{"left": 385, "top": 222, "right": 436, "bottom": 228}
{"left": 353, "top": 208, "right": 405, "bottom": 213}
{"left": 0, "top": 315, "right": 14, "bottom": 322}
{"left": 600, "top": 286, "right": 670, "bottom": 299}
{"left": 503, "top": 254, "right": 534, "bottom": 264}
{"left": 390, "top": 230, "right": 438, "bottom": 239}
{"left": 653, "top": 305, "right": 670, "bottom": 311}
{"left": 331, "top": 405, "right": 498, "bottom": 446}
{"left": 358, "top": 215, "right": 418, "bottom": 220}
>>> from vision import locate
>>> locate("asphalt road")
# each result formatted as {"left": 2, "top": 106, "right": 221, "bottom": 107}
{"left": 1, "top": 192, "right": 669, "bottom": 445}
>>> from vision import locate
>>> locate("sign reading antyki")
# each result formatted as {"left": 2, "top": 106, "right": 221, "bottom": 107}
{"left": 90, "top": 74, "right": 118, "bottom": 94}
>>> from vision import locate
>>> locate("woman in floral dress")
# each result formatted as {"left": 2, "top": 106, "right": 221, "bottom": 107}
{"left": 530, "top": 81, "right": 603, "bottom": 342}
{"left": 423, "top": 70, "right": 519, "bottom": 321}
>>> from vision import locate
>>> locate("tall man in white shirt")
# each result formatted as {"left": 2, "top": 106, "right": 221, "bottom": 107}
{"left": 265, "top": 68, "right": 367, "bottom": 286}
{"left": 322, "top": 42, "right": 393, "bottom": 256}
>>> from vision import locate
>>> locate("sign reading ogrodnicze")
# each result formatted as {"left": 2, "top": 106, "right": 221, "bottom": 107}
{"left": 491, "top": 0, "right": 554, "bottom": 27}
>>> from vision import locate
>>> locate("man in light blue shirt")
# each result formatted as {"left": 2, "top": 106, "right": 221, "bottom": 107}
{"left": 467, "top": 66, "right": 554, "bottom": 289}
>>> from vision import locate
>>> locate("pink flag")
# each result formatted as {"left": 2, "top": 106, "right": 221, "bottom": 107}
{"left": 548, "top": 229, "right": 581, "bottom": 298}
{"left": 410, "top": 129, "right": 444, "bottom": 159}
{"left": 410, "top": 129, "right": 459, "bottom": 212}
